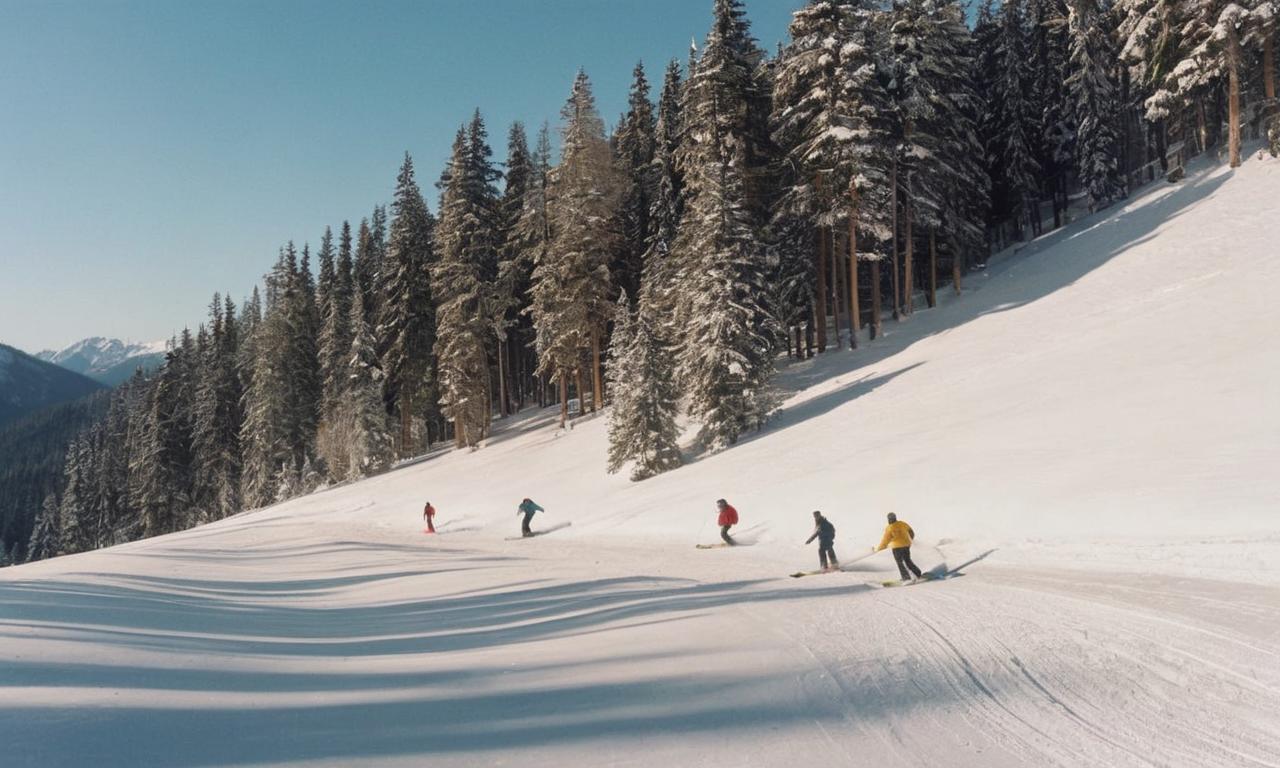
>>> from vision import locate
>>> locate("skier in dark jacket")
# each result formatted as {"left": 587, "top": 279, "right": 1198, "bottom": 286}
{"left": 517, "top": 498, "right": 544, "bottom": 537}
{"left": 805, "top": 511, "right": 839, "bottom": 570}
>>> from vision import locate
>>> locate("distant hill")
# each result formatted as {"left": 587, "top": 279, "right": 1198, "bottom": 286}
{"left": 36, "top": 337, "right": 166, "bottom": 386}
{"left": 0, "top": 344, "right": 106, "bottom": 427}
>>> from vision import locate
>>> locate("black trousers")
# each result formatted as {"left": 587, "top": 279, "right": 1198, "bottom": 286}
{"left": 818, "top": 542, "right": 837, "bottom": 569}
{"left": 720, "top": 525, "right": 735, "bottom": 545}
{"left": 892, "top": 547, "right": 922, "bottom": 579}
{"left": 522, "top": 511, "right": 535, "bottom": 535}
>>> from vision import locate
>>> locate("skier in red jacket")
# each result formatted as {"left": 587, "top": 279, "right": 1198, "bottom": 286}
{"left": 422, "top": 501, "right": 436, "bottom": 534}
{"left": 716, "top": 499, "right": 739, "bottom": 545}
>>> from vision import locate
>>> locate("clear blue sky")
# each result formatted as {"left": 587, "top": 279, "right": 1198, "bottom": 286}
{"left": 0, "top": 0, "right": 799, "bottom": 354}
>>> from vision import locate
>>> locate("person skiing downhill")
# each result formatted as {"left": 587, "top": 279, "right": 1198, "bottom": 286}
{"left": 517, "top": 498, "right": 545, "bottom": 537}
{"left": 422, "top": 501, "right": 437, "bottom": 534}
{"left": 876, "top": 512, "right": 924, "bottom": 582}
{"left": 716, "top": 499, "right": 739, "bottom": 545}
{"left": 805, "top": 511, "right": 839, "bottom": 570}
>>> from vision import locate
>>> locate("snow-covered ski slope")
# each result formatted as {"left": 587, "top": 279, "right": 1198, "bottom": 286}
{"left": 4, "top": 153, "right": 1280, "bottom": 767}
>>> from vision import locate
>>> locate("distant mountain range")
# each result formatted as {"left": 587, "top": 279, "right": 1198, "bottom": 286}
{"left": 0, "top": 343, "right": 107, "bottom": 428}
{"left": 36, "top": 337, "right": 167, "bottom": 387}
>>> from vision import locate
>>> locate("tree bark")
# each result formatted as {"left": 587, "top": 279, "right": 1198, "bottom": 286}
{"left": 1196, "top": 99, "right": 1208, "bottom": 154}
{"left": 574, "top": 368, "right": 586, "bottom": 417}
{"left": 558, "top": 373, "right": 568, "bottom": 427}
{"left": 890, "top": 158, "right": 901, "bottom": 321}
{"left": 903, "top": 180, "right": 914, "bottom": 316}
{"left": 815, "top": 220, "right": 828, "bottom": 353}
{"left": 928, "top": 229, "right": 937, "bottom": 309}
{"left": 870, "top": 258, "right": 882, "bottom": 340}
{"left": 847, "top": 183, "right": 860, "bottom": 350}
{"left": 1227, "top": 26, "right": 1242, "bottom": 169}
{"left": 591, "top": 329, "right": 603, "bottom": 410}
{"left": 830, "top": 227, "right": 843, "bottom": 349}
{"left": 496, "top": 335, "right": 509, "bottom": 418}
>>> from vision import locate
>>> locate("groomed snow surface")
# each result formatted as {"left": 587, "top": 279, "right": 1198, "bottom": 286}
{"left": 4, "top": 152, "right": 1280, "bottom": 767}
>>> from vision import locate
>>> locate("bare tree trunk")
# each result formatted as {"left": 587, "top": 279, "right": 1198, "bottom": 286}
{"left": 815, "top": 220, "right": 828, "bottom": 353}
{"left": 870, "top": 258, "right": 882, "bottom": 340}
{"left": 952, "top": 237, "right": 962, "bottom": 296}
{"left": 574, "top": 368, "right": 586, "bottom": 417}
{"left": 847, "top": 183, "right": 860, "bottom": 350}
{"left": 1228, "top": 27, "right": 1242, "bottom": 168}
{"left": 890, "top": 158, "right": 901, "bottom": 321}
{"left": 1196, "top": 99, "right": 1208, "bottom": 154}
{"left": 558, "top": 373, "right": 568, "bottom": 427}
{"left": 928, "top": 229, "right": 937, "bottom": 309}
{"left": 497, "top": 336, "right": 509, "bottom": 419}
{"left": 794, "top": 325, "right": 803, "bottom": 359}
{"left": 591, "top": 329, "right": 604, "bottom": 410}
{"left": 830, "top": 227, "right": 843, "bottom": 349}
{"left": 903, "top": 181, "right": 914, "bottom": 316}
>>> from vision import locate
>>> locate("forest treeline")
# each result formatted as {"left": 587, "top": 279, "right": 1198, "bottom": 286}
{"left": 7, "top": 0, "right": 1276, "bottom": 564}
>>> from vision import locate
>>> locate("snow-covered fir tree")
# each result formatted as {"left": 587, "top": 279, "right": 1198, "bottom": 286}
{"left": 379, "top": 153, "right": 437, "bottom": 455}
{"left": 494, "top": 121, "right": 535, "bottom": 417}
{"left": 344, "top": 289, "right": 393, "bottom": 478}
{"left": 612, "top": 62, "right": 658, "bottom": 303}
{"left": 191, "top": 294, "right": 242, "bottom": 520}
{"left": 640, "top": 60, "right": 686, "bottom": 320}
{"left": 531, "top": 70, "right": 621, "bottom": 424}
{"left": 607, "top": 288, "right": 683, "bottom": 479}
{"left": 27, "top": 493, "right": 61, "bottom": 562}
{"left": 433, "top": 116, "right": 501, "bottom": 447}
{"left": 1067, "top": 0, "right": 1125, "bottom": 208}
{"left": 674, "top": 63, "right": 780, "bottom": 448}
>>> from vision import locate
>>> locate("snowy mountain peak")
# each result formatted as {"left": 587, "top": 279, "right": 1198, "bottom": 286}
{"left": 34, "top": 336, "right": 167, "bottom": 386}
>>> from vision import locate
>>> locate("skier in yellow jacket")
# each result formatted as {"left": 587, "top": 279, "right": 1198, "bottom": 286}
{"left": 876, "top": 513, "right": 924, "bottom": 583}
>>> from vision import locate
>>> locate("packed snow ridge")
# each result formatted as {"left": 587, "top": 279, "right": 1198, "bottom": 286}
{"left": 3, "top": 153, "right": 1279, "bottom": 767}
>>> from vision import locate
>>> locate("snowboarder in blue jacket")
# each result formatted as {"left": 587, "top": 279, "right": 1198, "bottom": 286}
{"left": 517, "top": 498, "right": 544, "bottom": 537}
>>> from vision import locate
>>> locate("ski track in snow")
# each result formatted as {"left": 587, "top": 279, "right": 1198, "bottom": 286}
{"left": 3, "top": 152, "right": 1280, "bottom": 766}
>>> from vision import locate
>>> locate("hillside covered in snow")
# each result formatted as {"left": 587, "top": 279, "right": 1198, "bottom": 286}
{"left": 2, "top": 153, "right": 1279, "bottom": 767}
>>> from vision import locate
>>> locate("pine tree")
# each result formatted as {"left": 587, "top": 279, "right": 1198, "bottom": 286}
{"left": 1067, "top": 0, "right": 1125, "bottom": 208}
{"left": 345, "top": 289, "right": 393, "bottom": 478}
{"left": 27, "top": 493, "right": 61, "bottom": 561}
{"left": 531, "top": 71, "right": 621, "bottom": 424}
{"left": 641, "top": 60, "right": 686, "bottom": 319}
{"left": 495, "top": 121, "right": 536, "bottom": 416}
{"left": 57, "top": 436, "right": 91, "bottom": 553}
{"left": 774, "top": 0, "right": 895, "bottom": 342}
{"left": 433, "top": 117, "right": 501, "bottom": 447}
{"left": 240, "top": 254, "right": 294, "bottom": 508}
{"left": 613, "top": 62, "right": 658, "bottom": 302}
{"left": 607, "top": 289, "right": 683, "bottom": 479}
{"left": 379, "top": 153, "right": 438, "bottom": 456}
{"left": 675, "top": 65, "right": 780, "bottom": 448}
{"left": 978, "top": 0, "right": 1043, "bottom": 237}
{"left": 605, "top": 292, "right": 638, "bottom": 473}
{"left": 134, "top": 341, "right": 194, "bottom": 536}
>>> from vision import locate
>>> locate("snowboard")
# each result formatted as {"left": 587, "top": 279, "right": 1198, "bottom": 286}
{"left": 505, "top": 522, "right": 572, "bottom": 541}
{"left": 790, "top": 567, "right": 847, "bottom": 578}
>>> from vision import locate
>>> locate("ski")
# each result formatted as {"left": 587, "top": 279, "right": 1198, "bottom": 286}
{"left": 879, "top": 574, "right": 945, "bottom": 588}
{"left": 696, "top": 543, "right": 732, "bottom": 549}
{"left": 504, "top": 522, "right": 572, "bottom": 541}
